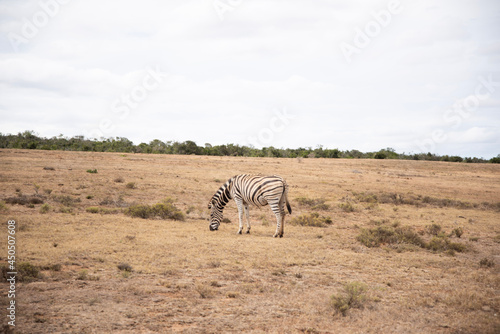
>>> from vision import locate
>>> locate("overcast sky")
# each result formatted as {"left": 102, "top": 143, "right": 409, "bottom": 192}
{"left": 1, "top": 0, "right": 499, "bottom": 158}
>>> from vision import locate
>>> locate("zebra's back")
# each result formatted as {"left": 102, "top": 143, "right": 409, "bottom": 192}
{"left": 231, "top": 174, "right": 287, "bottom": 207}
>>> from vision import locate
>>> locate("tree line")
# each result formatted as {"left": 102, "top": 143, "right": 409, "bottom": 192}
{"left": 1, "top": 131, "right": 498, "bottom": 163}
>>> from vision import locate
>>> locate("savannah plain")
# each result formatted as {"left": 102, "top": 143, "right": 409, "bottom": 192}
{"left": 0, "top": 149, "right": 499, "bottom": 333}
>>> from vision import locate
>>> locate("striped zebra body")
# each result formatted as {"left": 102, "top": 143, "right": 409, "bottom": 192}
{"left": 208, "top": 174, "right": 292, "bottom": 238}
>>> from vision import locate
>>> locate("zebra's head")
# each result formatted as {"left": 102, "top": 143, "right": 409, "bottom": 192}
{"left": 208, "top": 178, "right": 232, "bottom": 231}
{"left": 208, "top": 199, "right": 222, "bottom": 231}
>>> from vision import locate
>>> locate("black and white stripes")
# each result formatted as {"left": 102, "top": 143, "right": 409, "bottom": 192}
{"left": 208, "top": 174, "right": 292, "bottom": 238}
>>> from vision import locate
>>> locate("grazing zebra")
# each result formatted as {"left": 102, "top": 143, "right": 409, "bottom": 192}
{"left": 208, "top": 174, "right": 292, "bottom": 238}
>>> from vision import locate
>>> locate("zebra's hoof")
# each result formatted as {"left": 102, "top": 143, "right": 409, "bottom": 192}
{"left": 246, "top": 230, "right": 250, "bottom": 234}
{"left": 238, "top": 230, "right": 242, "bottom": 235}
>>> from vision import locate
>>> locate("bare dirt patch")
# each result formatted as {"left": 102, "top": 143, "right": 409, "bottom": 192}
{"left": 0, "top": 149, "right": 499, "bottom": 333}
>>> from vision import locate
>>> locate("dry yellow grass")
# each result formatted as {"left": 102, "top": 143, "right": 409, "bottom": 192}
{"left": 0, "top": 149, "right": 499, "bottom": 333}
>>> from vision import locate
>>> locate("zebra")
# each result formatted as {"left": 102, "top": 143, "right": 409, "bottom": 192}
{"left": 208, "top": 174, "right": 292, "bottom": 238}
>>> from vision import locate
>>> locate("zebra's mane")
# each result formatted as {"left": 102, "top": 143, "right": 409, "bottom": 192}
{"left": 210, "top": 177, "right": 233, "bottom": 209}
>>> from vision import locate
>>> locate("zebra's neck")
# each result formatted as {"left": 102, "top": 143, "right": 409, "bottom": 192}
{"left": 213, "top": 178, "right": 232, "bottom": 209}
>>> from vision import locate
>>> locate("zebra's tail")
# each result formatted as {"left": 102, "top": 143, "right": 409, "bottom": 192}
{"left": 281, "top": 178, "right": 292, "bottom": 215}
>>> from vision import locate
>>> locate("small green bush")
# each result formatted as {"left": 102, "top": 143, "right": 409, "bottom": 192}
{"left": 151, "top": 202, "right": 185, "bottom": 221}
{"left": 52, "top": 195, "right": 81, "bottom": 206}
{"left": 295, "top": 197, "right": 330, "bottom": 210}
{"left": 125, "top": 204, "right": 151, "bottom": 219}
{"left": 357, "top": 226, "right": 394, "bottom": 248}
{"left": 451, "top": 227, "right": 464, "bottom": 238}
{"left": 426, "top": 223, "right": 442, "bottom": 236}
{"left": 86, "top": 207, "right": 119, "bottom": 214}
{"left": 6, "top": 195, "right": 44, "bottom": 206}
{"left": 117, "top": 263, "right": 133, "bottom": 272}
{"left": 125, "top": 198, "right": 185, "bottom": 221}
{"left": 357, "top": 222, "right": 467, "bottom": 255}
{"left": 86, "top": 207, "right": 100, "bottom": 214}
{"left": 289, "top": 212, "right": 332, "bottom": 227}
{"left": 330, "top": 282, "right": 368, "bottom": 316}
{"left": 86, "top": 169, "right": 98, "bottom": 173}
{"left": 479, "top": 258, "right": 495, "bottom": 268}
{"left": 357, "top": 225, "right": 425, "bottom": 248}
{"left": 17, "top": 262, "right": 42, "bottom": 282}
{"left": 339, "top": 201, "right": 357, "bottom": 212}
{"left": 353, "top": 192, "right": 378, "bottom": 204}
{"left": 59, "top": 207, "right": 73, "bottom": 214}
{"left": 77, "top": 269, "right": 88, "bottom": 280}
{"left": 426, "top": 236, "right": 467, "bottom": 253}
{"left": 126, "top": 182, "right": 136, "bottom": 189}
{"left": 50, "top": 264, "right": 62, "bottom": 271}
{"left": 39, "top": 203, "right": 50, "bottom": 214}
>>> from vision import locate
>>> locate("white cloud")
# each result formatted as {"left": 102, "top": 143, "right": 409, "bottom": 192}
{"left": 450, "top": 127, "right": 497, "bottom": 144}
{"left": 0, "top": 0, "right": 499, "bottom": 157}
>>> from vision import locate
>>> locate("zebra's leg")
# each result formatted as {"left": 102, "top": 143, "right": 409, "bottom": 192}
{"left": 269, "top": 199, "right": 285, "bottom": 238}
{"left": 235, "top": 199, "right": 245, "bottom": 234}
{"left": 244, "top": 204, "right": 251, "bottom": 234}
{"left": 279, "top": 211, "right": 285, "bottom": 238}
{"left": 273, "top": 212, "right": 282, "bottom": 238}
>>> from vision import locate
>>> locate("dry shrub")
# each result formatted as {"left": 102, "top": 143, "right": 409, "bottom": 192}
{"left": 39, "top": 203, "right": 50, "bottom": 213}
{"left": 330, "top": 282, "right": 368, "bottom": 316}
{"left": 99, "top": 195, "right": 127, "bottom": 207}
{"left": 339, "top": 201, "right": 357, "bottom": 212}
{"left": 479, "top": 258, "right": 495, "bottom": 268}
{"left": 289, "top": 212, "right": 332, "bottom": 227}
{"left": 451, "top": 227, "right": 464, "bottom": 238}
{"left": 125, "top": 204, "right": 150, "bottom": 218}
{"left": 426, "top": 223, "right": 442, "bottom": 236}
{"left": 357, "top": 225, "right": 425, "bottom": 249}
{"left": 426, "top": 236, "right": 467, "bottom": 254}
{"left": 125, "top": 198, "right": 185, "bottom": 221}
{"left": 353, "top": 191, "right": 500, "bottom": 211}
{"left": 5, "top": 195, "right": 44, "bottom": 206}
{"left": 0, "top": 200, "right": 8, "bottom": 212}
{"left": 295, "top": 197, "right": 330, "bottom": 210}
{"left": 358, "top": 223, "right": 466, "bottom": 254}
{"left": 86, "top": 207, "right": 100, "bottom": 214}
{"left": 352, "top": 192, "right": 378, "bottom": 204}
{"left": 195, "top": 283, "right": 215, "bottom": 299}
{"left": 117, "top": 263, "right": 133, "bottom": 272}
{"left": 52, "top": 195, "right": 81, "bottom": 207}
{"left": 1, "top": 262, "right": 42, "bottom": 283}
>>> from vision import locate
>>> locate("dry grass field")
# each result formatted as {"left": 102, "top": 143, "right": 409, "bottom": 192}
{"left": 1, "top": 149, "right": 499, "bottom": 333}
